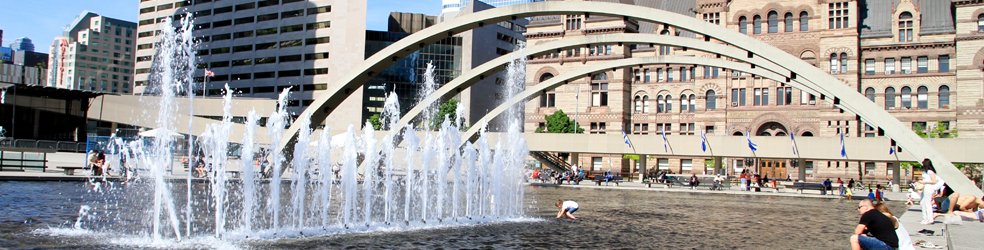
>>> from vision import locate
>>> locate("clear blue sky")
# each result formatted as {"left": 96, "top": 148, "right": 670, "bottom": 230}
{"left": 0, "top": 0, "right": 440, "bottom": 52}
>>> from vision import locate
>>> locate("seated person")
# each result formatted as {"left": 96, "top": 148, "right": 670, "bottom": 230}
{"left": 712, "top": 175, "right": 724, "bottom": 190}
{"left": 688, "top": 173, "right": 699, "bottom": 189}
{"left": 849, "top": 199, "right": 899, "bottom": 250}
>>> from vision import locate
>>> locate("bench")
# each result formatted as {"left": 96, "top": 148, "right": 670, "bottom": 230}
{"left": 793, "top": 182, "right": 829, "bottom": 194}
{"left": 57, "top": 166, "right": 86, "bottom": 176}
{"left": 0, "top": 148, "right": 53, "bottom": 172}
{"left": 594, "top": 175, "right": 623, "bottom": 186}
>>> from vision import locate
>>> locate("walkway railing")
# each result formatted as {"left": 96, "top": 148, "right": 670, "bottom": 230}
{"left": 0, "top": 138, "right": 87, "bottom": 153}
{"left": 531, "top": 151, "right": 572, "bottom": 172}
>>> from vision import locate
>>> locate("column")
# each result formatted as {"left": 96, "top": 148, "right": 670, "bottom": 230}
{"left": 712, "top": 156, "right": 722, "bottom": 175}
{"left": 797, "top": 159, "right": 807, "bottom": 182}
{"left": 638, "top": 155, "right": 648, "bottom": 182}
{"left": 891, "top": 162, "right": 901, "bottom": 192}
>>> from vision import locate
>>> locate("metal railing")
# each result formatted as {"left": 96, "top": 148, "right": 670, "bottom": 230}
{"left": 0, "top": 138, "right": 88, "bottom": 153}
{"left": 531, "top": 151, "right": 572, "bottom": 172}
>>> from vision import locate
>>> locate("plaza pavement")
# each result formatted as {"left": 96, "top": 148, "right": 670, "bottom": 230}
{"left": 536, "top": 180, "right": 984, "bottom": 249}
{"left": 1, "top": 155, "right": 980, "bottom": 249}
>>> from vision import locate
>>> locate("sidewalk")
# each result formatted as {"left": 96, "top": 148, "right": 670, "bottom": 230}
{"left": 538, "top": 180, "right": 984, "bottom": 249}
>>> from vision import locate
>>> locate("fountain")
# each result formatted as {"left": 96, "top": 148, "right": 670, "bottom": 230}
{"left": 33, "top": 14, "right": 532, "bottom": 248}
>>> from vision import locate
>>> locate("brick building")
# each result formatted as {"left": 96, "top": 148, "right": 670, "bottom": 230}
{"left": 524, "top": 0, "right": 984, "bottom": 182}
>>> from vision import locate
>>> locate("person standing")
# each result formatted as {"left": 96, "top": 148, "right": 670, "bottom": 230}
{"left": 919, "top": 159, "right": 939, "bottom": 225}
{"left": 849, "top": 199, "right": 899, "bottom": 250}
{"left": 838, "top": 178, "right": 846, "bottom": 196}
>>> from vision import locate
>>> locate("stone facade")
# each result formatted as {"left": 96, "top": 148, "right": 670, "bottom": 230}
{"left": 524, "top": 0, "right": 984, "bottom": 182}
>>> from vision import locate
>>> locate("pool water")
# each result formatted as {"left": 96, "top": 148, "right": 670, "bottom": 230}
{"left": 0, "top": 181, "right": 904, "bottom": 249}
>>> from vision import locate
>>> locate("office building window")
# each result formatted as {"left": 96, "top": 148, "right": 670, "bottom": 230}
{"left": 899, "top": 12, "right": 913, "bottom": 42}
{"left": 885, "top": 87, "right": 896, "bottom": 109}
{"left": 901, "top": 86, "right": 912, "bottom": 109}
{"left": 865, "top": 59, "right": 875, "bottom": 75}
{"left": 917, "top": 56, "right": 928, "bottom": 73}
{"left": 917, "top": 86, "right": 928, "bottom": 109}
{"left": 938, "top": 55, "right": 949, "bottom": 72}
{"left": 939, "top": 85, "right": 950, "bottom": 108}
{"left": 706, "top": 90, "right": 716, "bottom": 110}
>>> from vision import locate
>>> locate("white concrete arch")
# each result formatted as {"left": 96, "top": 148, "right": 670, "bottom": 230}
{"left": 279, "top": 1, "right": 979, "bottom": 196}
{"left": 390, "top": 33, "right": 794, "bottom": 140}
{"left": 460, "top": 56, "right": 786, "bottom": 144}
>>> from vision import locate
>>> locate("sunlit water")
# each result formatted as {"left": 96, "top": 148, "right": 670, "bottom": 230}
{"left": 0, "top": 182, "right": 906, "bottom": 249}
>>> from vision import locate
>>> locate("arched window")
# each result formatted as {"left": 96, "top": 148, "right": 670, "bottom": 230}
{"left": 592, "top": 73, "right": 607, "bottom": 81}
{"left": 753, "top": 15, "right": 762, "bottom": 34}
{"left": 901, "top": 86, "right": 912, "bottom": 109}
{"left": 839, "top": 53, "right": 848, "bottom": 73}
{"left": 801, "top": 131, "right": 813, "bottom": 137}
{"left": 706, "top": 90, "right": 716, "bottom": 110}
{"left": 680, "top": 94, "right": 689, "bottom": 113}
{"left": 829, "top": 53, "right": 839, "bottom": 74}
{"left": 634, "top": 96, "right": 642, "bottom": 113}
{"left": 784, "top": 12, "right": 794, "bottom": 32}
{"left": 885, "top": 87, "right": 896, "bottom": 109}
{"left": 865, "top": 87, "right": 876, "bottom": 102}
{"left": 978, "top": 14, "right": 984, "bottom": 32}
{"left": 917, "top": 86, "right": 928, "bottom": 109}
{"left": 768, "top": 11, "right": 778, "bottom": 33}
{"left": 688, "top": 94, "right": 696, "bottom": 112}
{"left": 642, "top": 95, "right": 650, "bottom": 113}
{"left": 657, "top": 95, "right": 665, "bottom": 113}
{"left": 899, "top": 12, "right": 913, "bottom": 42}
{"left": 939, "top": 85, "right": 950, "bottom": 108}
{"left": 799, "top": 11, "right": 809, "bottom": 31}
{"left": 739, "top": 16, "right": 748, "bottom": 34}
{"left": 538, "top": 73, "right": 555, "bottom": 107}
{"left": 664, "top": 95, "right": 672, "bottom": 112}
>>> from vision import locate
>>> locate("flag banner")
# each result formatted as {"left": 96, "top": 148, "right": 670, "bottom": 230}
{"left": 700, "top": 129, "right": 708, "bottom": 152}
{"left": 746, "top": 131, "right": 757, "bottom": 152}
{"left": 661, "top": 126, "right": 669, "bottom": 153}
{"left": 839, "top": 131, "right": 847, "bottom": 158}
{"left": 789, "top": 133, "right": 799, "bottom": 156}
{"left": 621, "top": 130, "right": 633, "bottom": 149}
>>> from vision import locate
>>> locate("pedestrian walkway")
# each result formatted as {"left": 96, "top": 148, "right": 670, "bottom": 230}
{"left": 538, "top": 179, "right": 984, "bottom": 249}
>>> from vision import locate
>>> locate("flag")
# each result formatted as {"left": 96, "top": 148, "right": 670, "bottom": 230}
{"left": 889, "top": 145, "right": 895, "bottom": 155}
{"left": 660, "top": 126, "right": 669, "bottom": 152}
{"left": 746, "top": 131, "right": 757, "bottom": 152}
{"left": 204, "top": 68, "right": 215, "bottom": 77}
{"left": 700, "top": 129, "right": 708, "bottom": 152}
{"left": 621, "top": 130, "right": 633, "bottom": 149}
{"left": 839, "top": 131, "right": 847, "bottom": 158}
{"left": 789, "top": 133, "right": 799, "bottom": 156}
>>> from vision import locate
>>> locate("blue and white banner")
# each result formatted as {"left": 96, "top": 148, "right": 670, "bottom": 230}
{"left": 661, "top": 126, "right": 669, "bottom": 152}
{"left": 839, "top": 131, "right": 847, "bottom": 158}
{"left": 621, "top": 130, "right": 633, "bottom": 149}
{"left": 789, "top": 133, "right": 799, "bottom": 156}
{"left": 700, "top": 129, "right": 708, "bottom": 152}
{"left": 746, "top": 131, "right": 757, "bottom": 152}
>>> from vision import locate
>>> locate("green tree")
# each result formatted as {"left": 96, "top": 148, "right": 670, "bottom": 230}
{"left": 368, "top": 114, "right": 382, "bottom": 130}
{"left": 535, "top": 110, "right": 584, "bottom": 133}
{"left": 430, "top": 98, "right": 459, "bottom": 130}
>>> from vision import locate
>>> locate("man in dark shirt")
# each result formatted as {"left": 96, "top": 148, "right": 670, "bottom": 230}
{"left": 849, "top": 199, "right": 899, "bottom": 250}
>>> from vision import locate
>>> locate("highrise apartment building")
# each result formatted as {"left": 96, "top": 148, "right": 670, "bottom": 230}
{"left": 45, "top": 11, "right": 137, "bottom": 94}
{"left": 524, "top": 0, "right": 984, "bottom": 181}
{"left": 135, "top": 0, "right": 367, "bottom": 127}
{"left": 441, "top": 0, "right": 544, "bottom": 14}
